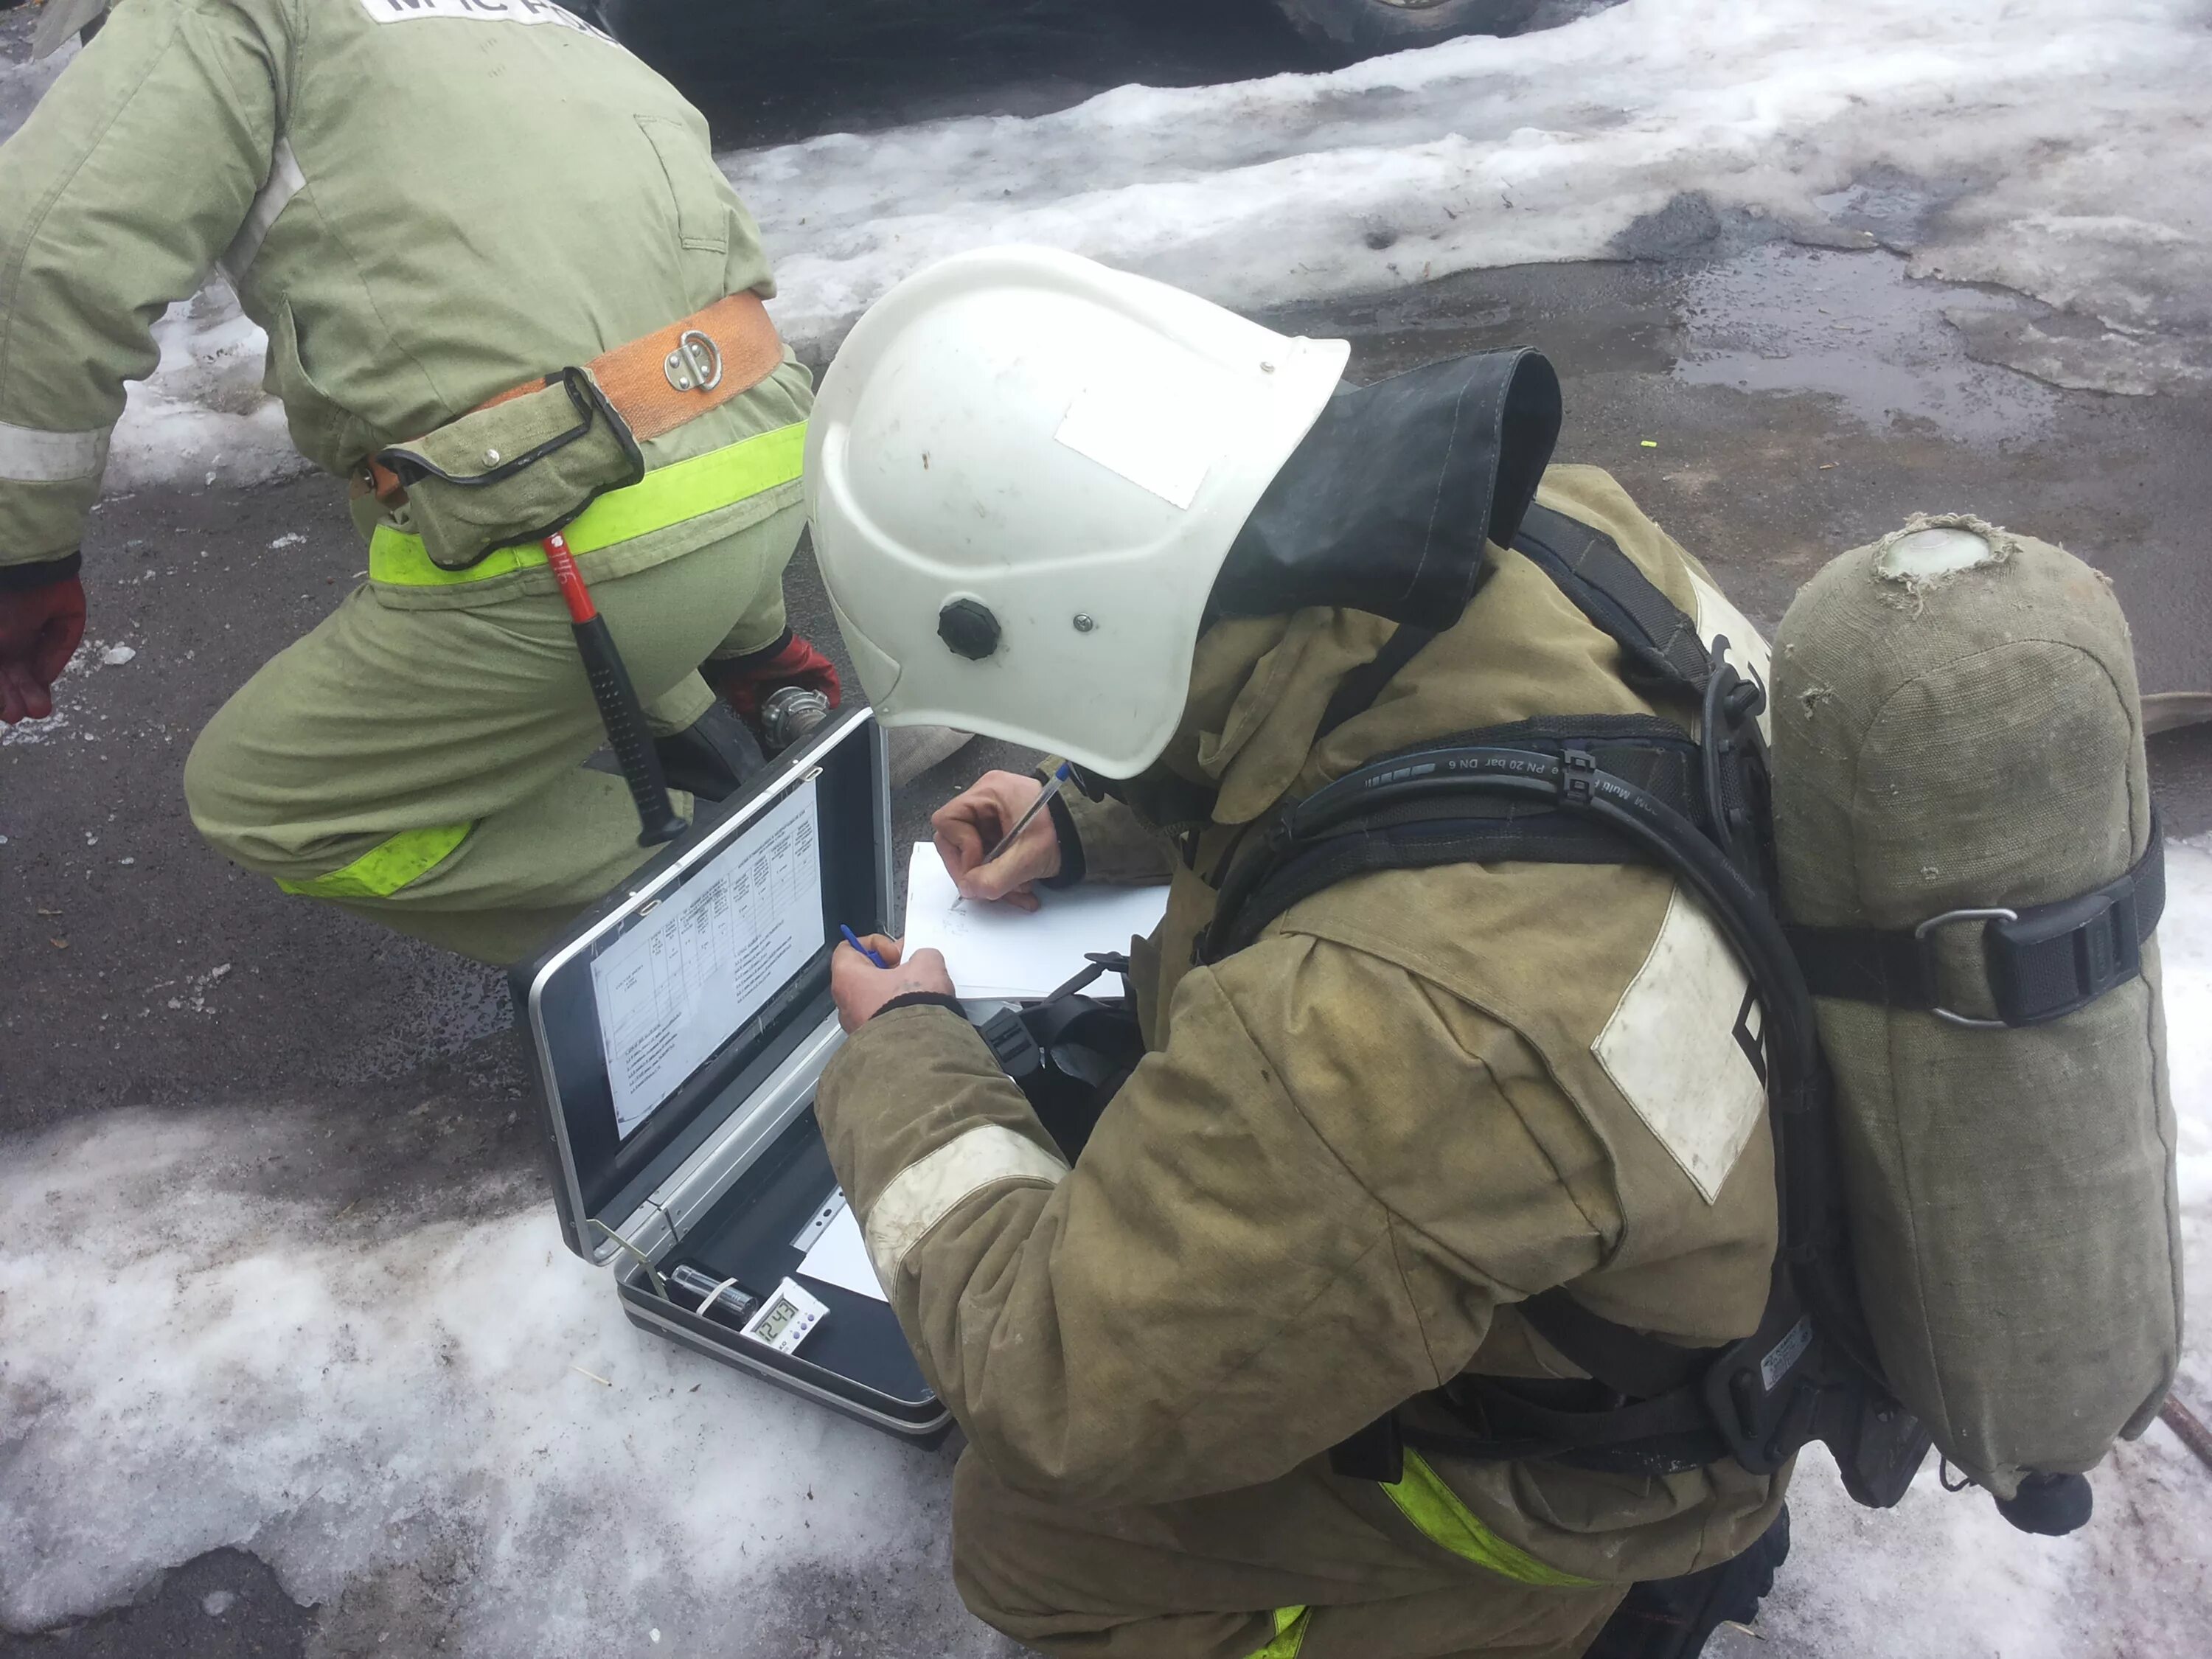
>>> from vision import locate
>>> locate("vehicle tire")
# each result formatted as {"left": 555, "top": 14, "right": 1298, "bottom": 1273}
{"left": 1273, "top": 0, "right": 1543, "bottom": 61}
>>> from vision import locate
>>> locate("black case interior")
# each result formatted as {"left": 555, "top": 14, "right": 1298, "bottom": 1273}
{"left": 510, "top": 709, "right": 947, "bottom": 1439}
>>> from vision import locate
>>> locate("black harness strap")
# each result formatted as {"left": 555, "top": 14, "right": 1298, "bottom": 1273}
{"left": 1518, "top": 1288, "right": 1721, "bottom": 1398}
{"left": 1205, "top": 722, "right": 1715, "bottom": 961}
{"left": 1318, "top": 623, "right": 1443, "bottom": 741}
{"left": 1786, "top": 824, "right": 2164, "bottom": 1027}
{"left": 1512, "top": 503, "right": 1714, "bottom": 696}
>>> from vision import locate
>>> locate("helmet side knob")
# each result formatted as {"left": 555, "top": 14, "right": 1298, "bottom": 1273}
{"left": 937, "top": 598, "right": 1001, "bottom": 661}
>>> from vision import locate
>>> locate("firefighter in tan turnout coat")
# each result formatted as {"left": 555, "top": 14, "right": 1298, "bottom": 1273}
{"left": 807, "top": 248, "right": 1794, "bottom": 1658}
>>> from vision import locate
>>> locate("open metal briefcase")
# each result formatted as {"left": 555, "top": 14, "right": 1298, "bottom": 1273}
{"left": 509, "top": 706, "right": 950, "bottom": 1442}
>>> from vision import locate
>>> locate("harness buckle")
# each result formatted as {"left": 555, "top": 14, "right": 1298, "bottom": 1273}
{"left": 664, "top": 329, "right": 725, "bottom": 394}
{"left": 1988, "top": 883, "right": 2143, "bottom": 1024}
{"left": 1911, "top": 908, "right": 2019, "bottom": 1029}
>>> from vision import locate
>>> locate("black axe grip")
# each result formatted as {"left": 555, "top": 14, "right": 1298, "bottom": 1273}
{"left": 571, "top": 614, "right": 687, "bottom": 846}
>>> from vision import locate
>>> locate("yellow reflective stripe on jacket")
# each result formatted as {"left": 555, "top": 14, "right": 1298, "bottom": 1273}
{"left": 1382, "top": 1450, "right": 1599, "bottom": 1588}
{"left": 367, "top": 420, "right": 806, "bottom": 588}
{"left": 1251, "top": 1605, "right": 1309, "bottom": 1658}
{"left": 275, "top": 822, "right": 470, "bottom": 900}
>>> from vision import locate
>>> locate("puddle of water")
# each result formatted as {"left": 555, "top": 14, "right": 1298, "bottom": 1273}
{"left": 1672, "top": 243, "right": 2059, "bottom": 445}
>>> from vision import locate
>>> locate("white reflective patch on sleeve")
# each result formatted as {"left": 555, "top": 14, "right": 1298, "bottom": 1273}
{"left": 861, "top": 1124, "right": 1068, "bottom": 1287}
{"left": 355, "top": 0, "right": 615, "bottom": 41}
{"left": 0, "top": 419, "right": 109, "bottom": 484}
{"left": 1686, "top": 569, "right": 1773, "bottom": 743}
{"left": 1592, "top": 886, "right": 1767, "bottom": 1203}
{"left": 218, "top": 138, "right": 306, "bottom": 285}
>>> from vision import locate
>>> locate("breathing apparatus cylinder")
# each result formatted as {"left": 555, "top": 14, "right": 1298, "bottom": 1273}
{"left": 1770, "top": 515, "right": 2182, "bottom": 1520}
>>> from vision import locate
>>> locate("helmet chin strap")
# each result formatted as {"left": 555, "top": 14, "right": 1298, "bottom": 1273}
{"left": 1209, "top": 348, "right": 1561, "bottom": 632}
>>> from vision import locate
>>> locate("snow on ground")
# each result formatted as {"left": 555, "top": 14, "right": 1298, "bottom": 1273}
{"left": 0, "top": 1110, "right": 983, "bottom": 1655}
{"left": 5, "top": 0, "right": 2209, "bottom": 487}
{"left": 3, "top": 844, "right": 2208, "bottom": 1653}
{"left": 727, "top": 0, "right": 2212, "bottom": 392}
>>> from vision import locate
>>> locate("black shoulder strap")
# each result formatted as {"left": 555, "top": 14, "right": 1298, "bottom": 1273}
{"left": 1318, "top": 504, "right": 1716, "bottom": 746}
{"left": 1317, "top": 623, "right": 1442, "bottom": 740}
{"left": 1518, "top": 1288, "right": 1719, "bottom": 1397}
{"left": 1512, "top": 503, "right": 1714, "bottom": 696}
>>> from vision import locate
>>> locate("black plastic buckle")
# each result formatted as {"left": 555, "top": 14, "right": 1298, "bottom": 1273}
{"left": 1987, "top": 883, "right": 2142, "bottom": 1025}
{"left": 976, "top": 1004, "right": 1044, "bottom": 1082}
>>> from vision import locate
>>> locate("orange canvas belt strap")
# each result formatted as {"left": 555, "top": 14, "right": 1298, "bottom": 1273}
{"left": 481, "top": 291, "right": 785, "bottom": 439}
{"left": 366, "top": 292, "right": 785, "bottom": 503}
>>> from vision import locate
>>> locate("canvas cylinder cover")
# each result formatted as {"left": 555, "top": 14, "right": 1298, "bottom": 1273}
{"left": 1770, "top": 514, "right": 2183, "bottom": 1498}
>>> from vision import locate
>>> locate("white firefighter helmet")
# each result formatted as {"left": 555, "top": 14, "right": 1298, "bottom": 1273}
{"left": 805, "top": 246, "right": 1349, "bottom": 779}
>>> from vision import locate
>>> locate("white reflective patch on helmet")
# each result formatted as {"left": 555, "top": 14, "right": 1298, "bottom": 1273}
{"left": 1054, "top": 379, "right": 1222, "bottom": 510}
{"left": 1592, "top": 886, "right": 1767, "bottom": 1204}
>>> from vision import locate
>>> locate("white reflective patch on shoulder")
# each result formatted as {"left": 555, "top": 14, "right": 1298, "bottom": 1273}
{"left": 218, "top": 138, "right": 306, "bottom": 285}
{"left": 1592, "top": 886, "right": 1767, "bottom": 1203}
{"left": 355, "top": 0, "right": 615, "bottom": 40}
{"left": 862, "top": 1124, "right": 1068, "bottom": 1287}
{"left": 1054, "top": 380, "right": 1222, "bottom": 509}
{"left": 1685, "top": 569, "right": 1773, "bottom": 743}
{"left": 0, "top": 418, "right": 109, "bottom": 484}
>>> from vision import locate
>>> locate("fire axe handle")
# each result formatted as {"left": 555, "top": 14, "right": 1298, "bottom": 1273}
{"left": 543, "top": 532, "right": 688, "bottom": 848}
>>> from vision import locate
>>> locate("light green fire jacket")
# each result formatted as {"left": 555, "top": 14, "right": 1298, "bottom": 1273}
{"left": 0, "top": 0, "right": 810, "bottom": 597}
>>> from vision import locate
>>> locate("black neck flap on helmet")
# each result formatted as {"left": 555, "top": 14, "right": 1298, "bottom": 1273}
{"left": 1208, "top": 348, "right": 1562, "bottom": 627}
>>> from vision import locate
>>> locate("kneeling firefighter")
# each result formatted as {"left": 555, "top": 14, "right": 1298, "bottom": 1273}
{"left": 0, "top": 0, "right": 842, "bottom": 962}
{"left": 808, "top": 248, "right": 2182, "bottom": 1659}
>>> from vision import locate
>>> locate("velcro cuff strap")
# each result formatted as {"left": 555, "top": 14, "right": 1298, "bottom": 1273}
{"left": 1787, "top": 822, "right": 2164, "bottom": 1026}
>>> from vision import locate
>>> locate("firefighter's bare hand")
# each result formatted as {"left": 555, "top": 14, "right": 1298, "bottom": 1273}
{"left": 832, "top": 934, "right": 954, "bottom": 1032}
{"left": 932, "top": 770, "right": 1062, "bottom": 913}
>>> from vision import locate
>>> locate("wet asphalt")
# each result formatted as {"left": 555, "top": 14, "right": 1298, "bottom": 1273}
{"left": 5, "top": 0, "right": 2211, "bottom": 1652}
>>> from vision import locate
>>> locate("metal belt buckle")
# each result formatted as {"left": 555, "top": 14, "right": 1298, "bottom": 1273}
{"left": 664, "top": 328, "right": 725, "bottom": 394}
{"left": 1912, "top": 907, "right": 2017, "bottom": 1029}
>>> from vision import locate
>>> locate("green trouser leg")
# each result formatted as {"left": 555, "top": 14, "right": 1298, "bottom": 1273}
{"left": 949, "top": 1450, "right": 1623, "bottom": 1659}
{"left": 183, "top": 504, "right": 802, "bottom": 963}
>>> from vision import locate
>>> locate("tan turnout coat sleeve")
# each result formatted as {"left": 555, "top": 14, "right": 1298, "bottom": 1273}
{"left": 818, "top": 934, "right": 1606, "bottom": 1509}
{"left": 0, "top": 0, "right": 281, "bottom": 564}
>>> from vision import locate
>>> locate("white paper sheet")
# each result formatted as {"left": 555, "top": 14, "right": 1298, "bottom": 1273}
{"left": 591, "top": 778, "right": 823, "bottom": 1138}
{"left": 796, "top": 1194, "right": 888, "bottom": 1304}
{"left": 901, "top": 843, "right": 1169, "bottom": 1001}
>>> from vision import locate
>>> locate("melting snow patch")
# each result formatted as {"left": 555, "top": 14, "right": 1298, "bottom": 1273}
{"left": 97, "top": 644, "right": 135, "bottom": 667}
{"left": 0, "top": 1108, "right": 986, "bottom": 1655}
{"left": 726, "top": 0, "right": 2211, "bottom": 394}
{"left": 6, "top": 0, "right": 2206, "bottom": 488}
{"left": 0, "top": 847, "right": 2207, "bottom": 1653}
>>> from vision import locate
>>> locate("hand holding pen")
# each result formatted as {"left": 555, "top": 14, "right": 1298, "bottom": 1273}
{"left": 930, "top": 763, "right": 1072, "bottom": 913}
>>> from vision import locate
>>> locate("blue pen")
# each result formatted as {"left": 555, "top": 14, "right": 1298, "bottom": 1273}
{"left": 839, "top": 923, "right": 889, "bottom": 968}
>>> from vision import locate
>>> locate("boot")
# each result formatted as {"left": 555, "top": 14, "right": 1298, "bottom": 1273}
{"left": 1581, "top": 1506, "right": 1790, "bottom": 1659}
{"left": 653, "top": 703, "right": 766, "bottom": 803}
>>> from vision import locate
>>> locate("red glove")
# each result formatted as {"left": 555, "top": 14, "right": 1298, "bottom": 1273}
{"left": 712, "top": 628, "right": 842, "bottom": 721}
{"left": 0, "top": 571, "right": 87, "bottom": 724}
